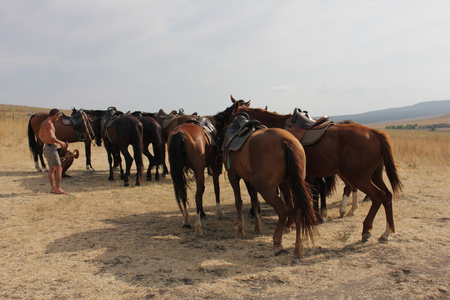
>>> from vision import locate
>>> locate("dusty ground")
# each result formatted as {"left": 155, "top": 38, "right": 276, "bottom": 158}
{"left": 0, "top": 140, "right": 448, "bottom": 299}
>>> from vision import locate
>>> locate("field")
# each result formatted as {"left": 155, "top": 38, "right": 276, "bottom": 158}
{"left": 0, "top": 106, "right": 449, "bottom": 299}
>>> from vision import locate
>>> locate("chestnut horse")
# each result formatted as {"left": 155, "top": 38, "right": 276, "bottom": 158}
{"left": 234, "top": 106, "right": 402, "bottom": 242}
{"left": 93, "top": 108, "right": 144, "bottom": 186}
{"left": 147, "top": 112, "right": 197, "bottom": 177}
{"left": 168, "top": 99, "right": 249, "bottom": 236}
{"left": 28, "top": 109, "right": 97, "bottom": 172}
{"left": 224, "top": 123, "right": 316, "bottom": 258}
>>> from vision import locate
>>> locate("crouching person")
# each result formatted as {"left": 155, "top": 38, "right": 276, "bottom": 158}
{"left": 58, "top": 148, "right": 80, "bottom": 178}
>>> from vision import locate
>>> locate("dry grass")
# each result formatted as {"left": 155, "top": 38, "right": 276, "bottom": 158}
{"left": 387, "top": 129, "right": 450, "bottom": 167}
{"left": 0, "top": 106, "right": 448, "bottom": 299}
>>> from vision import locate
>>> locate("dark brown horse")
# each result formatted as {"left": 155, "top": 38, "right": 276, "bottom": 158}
{"left": 93, "top": 108, "right": 144, "bottom": 186}
{"left": 168, "top": 99, "right": 249, "bottom": 235}
{"left": 28, "top": 109, "right": 97, "bottom": 172}
{"left": 224, "top": 121, "right": 316, "bottom": 258}
{"left": 234, "top": 106, "right": 403, "bottom": 242}
{"left": 130, "top": 112, "right": 165, "bottom": 181}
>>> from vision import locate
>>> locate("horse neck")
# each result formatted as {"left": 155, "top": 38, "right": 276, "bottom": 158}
{"left": 239, "top": 107, "right": 290, "bottom": 128}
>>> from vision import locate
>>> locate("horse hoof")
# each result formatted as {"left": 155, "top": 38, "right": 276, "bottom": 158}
{"left": 294, "top": 249, "right": 303, "bottom": 259}
{"left": 362, "top": 233, "right": 371, "bottom": 242}
{"left": 274, "top": 247, "right": 288, "bottom": 256}
{"left": 183, "top": 224, "right": 192, "bottom": 229}
{"left": 378, "top": 235, "right": 391, "bottom": 243}
{"left": 124, "top": 182, "right": 129, "bottom": 187}
{"left": 339, "top": 211, "right": 346, "bottom": 218}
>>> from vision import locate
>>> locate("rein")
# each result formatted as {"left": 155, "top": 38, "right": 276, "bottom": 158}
{"left": 80, "top": 110, "right": 96, "bottom": 146}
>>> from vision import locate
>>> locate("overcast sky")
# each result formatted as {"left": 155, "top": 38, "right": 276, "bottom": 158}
{"left": 1, "top": 1, "right": 449, "bottom": 116}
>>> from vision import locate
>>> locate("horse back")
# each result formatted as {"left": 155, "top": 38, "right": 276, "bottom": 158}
{"left": 303, "top": 123, "right": 383, "bottom": 177}
{"left": 170, "top": 123, "right": 213, "bottom": 168}
{"left": 228, "top": 128, "right": 298, "bottom": 182}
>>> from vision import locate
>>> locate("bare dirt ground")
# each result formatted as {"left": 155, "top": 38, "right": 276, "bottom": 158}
{"left": 0, "top": 139, "right": 448, "bottom": 299}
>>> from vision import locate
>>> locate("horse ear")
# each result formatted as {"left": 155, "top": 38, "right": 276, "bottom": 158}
{"left": 231, "top": 95, "right": 236, "bottom": 103}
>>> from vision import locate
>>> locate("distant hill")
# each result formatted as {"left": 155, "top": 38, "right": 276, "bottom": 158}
{"left": 328, "top": 100, "right": 450, "bottom": 125}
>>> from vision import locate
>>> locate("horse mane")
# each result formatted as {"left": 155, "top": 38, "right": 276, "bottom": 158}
{"left": 239, "top": 106, "right": 292, "bottom": 118}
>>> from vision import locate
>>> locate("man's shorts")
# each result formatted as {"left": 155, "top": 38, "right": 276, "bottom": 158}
{"left": 44, "top": 144, "right": 61, "bottom": 168}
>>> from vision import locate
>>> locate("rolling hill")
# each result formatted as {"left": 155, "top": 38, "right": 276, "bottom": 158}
{"left": 328, "top": 100, "right": 450, "bottom": 125}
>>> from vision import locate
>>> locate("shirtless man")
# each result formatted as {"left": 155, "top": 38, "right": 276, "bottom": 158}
{"left": 38, "top": 108, "right": 69, "bottom": 194}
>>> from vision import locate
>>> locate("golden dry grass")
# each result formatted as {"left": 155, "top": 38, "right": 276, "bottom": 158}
{"left": 0, "top": 105, "right": 448, "bottom": 299}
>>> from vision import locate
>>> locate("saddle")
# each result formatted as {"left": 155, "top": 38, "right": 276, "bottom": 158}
{"left": 223, "top": 115, "right": 267, "bottom": 153}
{"left": 186, "top": 117, "right": 219, "bottom": 147}
{"left": 160, "top": 110, "right": 179, "bottom": 129}
{"left": 285, "top": 108, "right": 334, "bottom": 146}
{"left": 100, "top": 107, "right": 123, "bottom": 142}
{"left": 61, "top": 110, "right": 87, "bottom": 141}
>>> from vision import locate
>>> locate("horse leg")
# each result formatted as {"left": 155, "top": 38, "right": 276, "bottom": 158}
{"left": 106, "top": 148, "right": 114, "bottom": 181}
{"left": 246, "top": 181, "right": 260, "bottom": 218}
{"left": 84, "top": 140, "right": 94, "bottom": 172}
{"left": 38, "top": 152, "right": 47, "bottom": 172}
{"left": 38, "top": 143, "right": 47, "bottom": 172}
{"left": 308, "top": 177, "right": 321, "bottom": 222}
{"left": 340, "top": 183, "right": 353, "bottom": 218}
{"left": 193, "top": 169, "right": 206, "bottom": 236}
{"left": 372, "top": 165, "right": 395, "bottom": 241}
{"left": 121, "top": 148, "right": 133, "bottom": 187}
{"left": 228, "top": 172, "right": 245, "bottom": 238}
{"left": 347, "top": 189, "right": 359, "bottom": 217}
{"left": 279, "top": 183, "right": 294, "bottom": 230}
{"left": 351, "top": 176, "right": 386, "bottom": 242}
{"left": 143, "top": 144, "right": 154, "bottom": 181}
{"left": 244, "top": 181, "right": 261, "bottom": 234}
{"left": 211, "top": 170, "right": 224, "bottom": 219}
{"left": 259, "top": 188, "right": 290, "bottom": 256}
{"left": 318, "top": 178, "right": 328, "bottom": 222}
{"left": 174, "top": 189, "right": 190, "bottom": 229}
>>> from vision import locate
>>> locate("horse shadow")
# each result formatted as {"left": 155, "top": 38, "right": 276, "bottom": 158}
{"left": 45, "top": 201, "right": 376, "bottom": 289}
{"left": 12, "top": 168, "right": 169, "bottom": 194}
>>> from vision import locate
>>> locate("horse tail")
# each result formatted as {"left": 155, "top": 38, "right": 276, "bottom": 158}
{"left": 376, "top": 130, "right": 403, "bottom": 197}
{"left": 283, "top": 139, "right": 317, "bottom": 241}
{"left": 324, "top": 176, "right": 337, "bottom": 196}
{"left": 168, "top": 131, "right": 188, "bottom": 207}
{"left": 131, "top": 121, "right": 144, "bottom": 177}
{"left": 28, "top": 114, "right": 38, "bottom": 157}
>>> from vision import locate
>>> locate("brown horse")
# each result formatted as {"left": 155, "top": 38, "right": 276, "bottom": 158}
{"left": 28, "top": 109, "right": 97, "bottom": 172}
{"left": 224, "top": 121, "right": 316, "bottom": 258}
{"left": 146, "top": 112, "right": 197, "bottom": 177}
{"left": 234, "top": 106, "right": 403, "bottom": 242}
{"left": 168, "top": 99, "right": 249, "bottom": 236}
{"left": 93, "top": 108, "right": 144, "bottom": 186}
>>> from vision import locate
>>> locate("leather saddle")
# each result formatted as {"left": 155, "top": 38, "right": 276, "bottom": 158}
{"left": 186, "top": 117, "right": 218, "bottom": 147}
{"left": 101, "top": 107, "right": 123, "bottom": 129}
{"left": 160, "top": 110, "right": 179, "bottom": 129}
{"left": 285, "top": 108, "right": 333, "bottom": 146}
{"left": 61, "top": 110, "right": 90, "bottom": 141}
{"left": 223, "top": 114, "right": 267, "bottom": 153}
